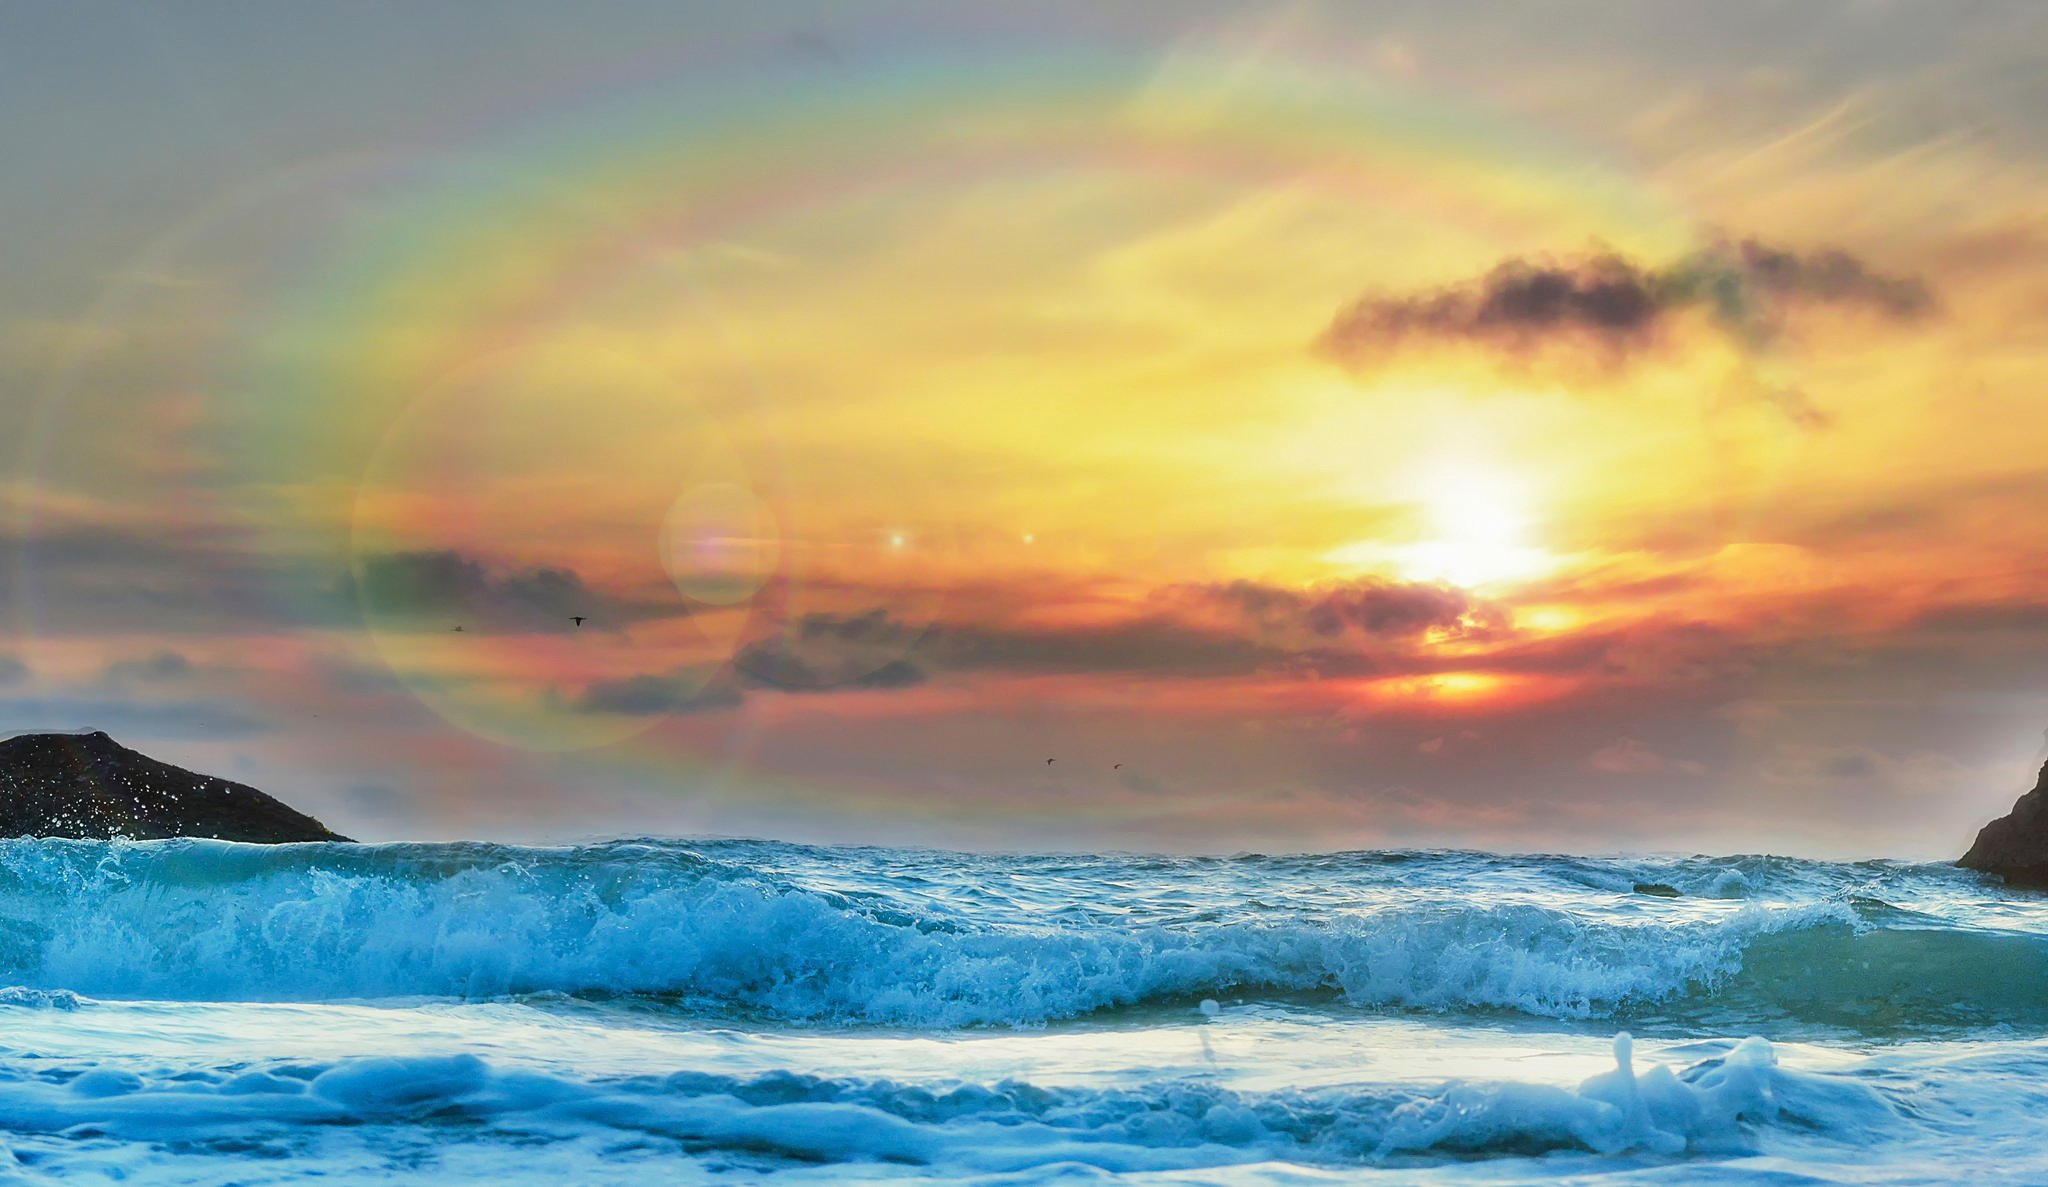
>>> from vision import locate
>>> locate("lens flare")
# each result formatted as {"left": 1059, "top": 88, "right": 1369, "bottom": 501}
{"left": 14, "top": 37, "right": 1718, "bottom": 766}
{"left": 350, "top": 341, "right": 747, "bottom": 751}
{"left": 661, "top": 482, "right": 781, "bottom": 607}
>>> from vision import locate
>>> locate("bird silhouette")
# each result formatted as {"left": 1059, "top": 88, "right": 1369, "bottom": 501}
{"left": 451, "top": 625, "right": 464, "bottom": 633}
{"left": 1046, "top": 758, "right": 1055, "bottom": 765}
{"left": 571, "top": 616, "right": 586, "bottom": 627}
{"left": 1113, "top": 764, "right": 1122, "bottom": 770}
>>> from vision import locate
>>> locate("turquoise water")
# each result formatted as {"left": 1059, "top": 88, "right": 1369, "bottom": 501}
{"left": 0, "top": 838, "right": 2043, "bottom": 1183}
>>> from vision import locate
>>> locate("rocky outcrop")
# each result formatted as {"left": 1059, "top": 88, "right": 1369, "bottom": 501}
{"left": 0, "top": 731, "right": 348, "bottom": 843}
{"left": 1959, "top": 760, "right": 2048, "bottom": 888}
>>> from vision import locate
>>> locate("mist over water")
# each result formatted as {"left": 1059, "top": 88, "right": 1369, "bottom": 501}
{"left": 2, "top": 838, "right": 2045, "bottom": 1183}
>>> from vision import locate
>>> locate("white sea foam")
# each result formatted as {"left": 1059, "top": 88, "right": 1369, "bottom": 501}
{"left": 0, "top": 1028, "right": 1902, "bottom": 1180}
{"left": 5, "top": 839, "right": 2005, "bottom": 1030}
{"left": 2, "top": 838, "right": 2047, "bottom": 1183}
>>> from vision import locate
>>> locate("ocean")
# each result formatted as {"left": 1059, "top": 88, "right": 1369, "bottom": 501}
{"left": 0, "top": 838, "right": 2043, "bottom": 1185}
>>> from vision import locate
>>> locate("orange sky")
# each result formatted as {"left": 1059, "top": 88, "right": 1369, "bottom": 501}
{"left": 6, "top": 2, "right": 2048, "bottom": 856}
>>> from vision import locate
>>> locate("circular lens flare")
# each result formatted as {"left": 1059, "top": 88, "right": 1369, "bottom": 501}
{"left": 351, "top": 341, "right": 752, "bottom": 751}
{"left": 661, "top": 481, "right": 782, "bottom": 606}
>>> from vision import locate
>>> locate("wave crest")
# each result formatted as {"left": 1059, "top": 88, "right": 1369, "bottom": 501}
{"left": 1, "top": 839, "right": 2042, "bottom": 1033}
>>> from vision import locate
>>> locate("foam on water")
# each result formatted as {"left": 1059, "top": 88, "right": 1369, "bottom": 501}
{"left": 0, "top": 839, "right": 2042, "bottom": 1035}
{"left": 3, "top": 839, "right": 2046, "bottom": 1182}
{"left": 0, "top": 1019, "right": 1906, "bottom": 1181}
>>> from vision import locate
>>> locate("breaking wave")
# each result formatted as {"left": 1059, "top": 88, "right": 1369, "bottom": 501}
{"left": 1, "top": 839, "right": 2041, "bottom": 1034}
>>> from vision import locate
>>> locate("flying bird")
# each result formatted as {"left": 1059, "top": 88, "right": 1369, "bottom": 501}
{"left": 571, "top": 616, "right": 586, "bottom": 627}
{"left": 1114, "top": 764, "right": 1122, "bottom": 770}
{"left": 451, "top": 626, "right": 464, "bottom": 633}
{"left": 1046, "top": 758, "right": 1055, "bottom": 765}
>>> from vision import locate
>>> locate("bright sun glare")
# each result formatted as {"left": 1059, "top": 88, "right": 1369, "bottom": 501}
{"left": 1327, "top": 463, "right": 1554, "bottom": 590}
{"left": 1402, "top": 466, "right": 1546, "bottom": 588}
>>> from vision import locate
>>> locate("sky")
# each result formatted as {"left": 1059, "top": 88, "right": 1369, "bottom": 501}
{"left": 4, "top": 1, "right": 2048, "bottom": 856}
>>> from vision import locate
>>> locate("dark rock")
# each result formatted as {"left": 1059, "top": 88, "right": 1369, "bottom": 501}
{"left": 0, "top": 731, "right": 348, "bottom": 843}
{"left": 1632, "top": 881, "right": 1682, "bottom": 898}
{"left": 1959, "top": 760, "right": 2048, "bottom": 888}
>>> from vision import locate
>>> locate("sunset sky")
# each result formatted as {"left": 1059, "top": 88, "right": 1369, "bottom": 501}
{"left": 6, "top": 2, "right": 2048, "bottom": 855}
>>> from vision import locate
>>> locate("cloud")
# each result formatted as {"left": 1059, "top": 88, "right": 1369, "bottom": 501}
{"left": 731, "top": 606, "right": 1289, "bottom": 691}
{"left": 734, "top": 648, "right": 928, "bottom": 692}
{"left": 728, "top": 583, "right": 1730, "bottom": 696}
{"left": 1326, "top": 252, "right": 1665, "bottom": 354}
{"left": 552, "top": 567, "right": 1801, "bottom": 728}
{"left": 730, "top": 610, "right": 932, "bottom": 691}
{"left": 937, "top": 619, "right": 1274, "bottom": 677}
{"left": 574, "top": 581, "right": 1487, "bottom": 714}
{"left": 1196, "top": 578, "right": 1495, "bottom": 642}
{"left": 568, "top": 581, "right": 1763, "bottom": 719}
{"left": 569, "top": 671, "right": 746, "bottom": 716}
{"left": 1318, "top": 238, "right": 1934, "bottom": 367}
{"left": 1729, "top": 240, "right": 1933, "bottom": 318}
{"left": 569, "top": 642, "right": 921, "bottom": 716}
{"left": 345, "top": 550, "right": 680, "bottom": 634}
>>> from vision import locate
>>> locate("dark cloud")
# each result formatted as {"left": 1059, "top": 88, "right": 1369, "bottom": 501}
{"left": 569, "top": 671, "right": 746, "bottom": 716}
{"left": 103, "top": 650, "right": 191, "bottom": 682}
{"left": 574, "top": 584, "right": 1764, "bottom": 718}
{"left": 734, "top": 606, "right": 1292, "bottom": 691}
{"left": 727, "top": 580, "right": 1486, "bottom": 694}
{"left": 730, "top": 610, "right": 931, "bottom": 691}
{"left": 1729, "top": 240, "right": 1933, "bottom": 317}
{"left": 1197, "top": 579, "right": 1492, "bottom": 641}
{"left": 1326, "top": 252, "right": 1665, "bottom": 353}
{"left": 1319, "top": 238, "right": 1934, "bottom": 366}
{"left": 345, "top": 550, "right": 681, "bottom": 634}
{"left": 734, "top": 647, "right": 930, "bottom": 693}
{"left": 569, "top": 642, "right": 922, "bottom": 717}
{"left": 934, "top": 618, "right": 1274, "bottom": 678}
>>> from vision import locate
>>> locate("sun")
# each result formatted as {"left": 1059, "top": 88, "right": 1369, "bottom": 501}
{"left": 1401, "top": 465, "right": 1549, "bottom": 588}
{"left": 1329, "top": 462, "right": 1555, "bottom": 590}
